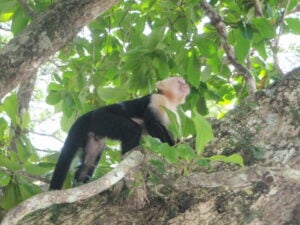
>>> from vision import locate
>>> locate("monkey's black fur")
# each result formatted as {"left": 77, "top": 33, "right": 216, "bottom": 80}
{"left": 49, "top": 94, "right": 175, "bottom": 190}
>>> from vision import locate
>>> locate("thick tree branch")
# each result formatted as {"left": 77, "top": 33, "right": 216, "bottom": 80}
{"left": 174, "top": 166, "right": 300, "bottom": 191}
{"left": 0, "top": 0, "right": 119, "bottom": 99}
{"left": 200, "top": 0, "right": 257, "bottom": 96}
{"left": 1, "top": 150, "right": 145, "bottom": 225}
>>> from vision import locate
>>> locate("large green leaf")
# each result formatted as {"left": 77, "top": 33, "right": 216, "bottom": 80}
{"left": 192, "top": 109, "right": 213, "bottom": 154}
{"left": 196, "top": 38, "right": 218, "bottom": 58}
{"left": 252, "top": 18, "right": 275, "bottom": 40}
{"left": 16, "top": 176, "right": 41, "bottom": 200}
{"left": 187, "top": 51, "right": 201, "bottom": 88}
{"left": 285, "top": 18, "right": 300, "bottom": 34}
{"left": 0, "top": 171, "right": 11, "bottom": 187}
{"left": 235, "top": 30, "right": 251, "bottom": 63}
{"left": 0, "top": 183, "right": 21, "bottom": 209}
{"left": 2, "top": 93, "right": 19, "bottom": 127}
{"left": 11, "top": 7, "right": 29, "bottom": 35}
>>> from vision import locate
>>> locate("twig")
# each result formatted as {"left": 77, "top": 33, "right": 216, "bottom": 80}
{"left": 253, "top": 0, "right": 263, "bottom": 17}
{"left": 30, "top": 131, "right": 64, "bottom": 143}
{"left": 200, "top": 0, "right": 257, "bottom": 96}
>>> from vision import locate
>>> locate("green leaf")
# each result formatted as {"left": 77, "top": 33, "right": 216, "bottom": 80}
{"left": 16, "top": 176, "right": 41, "bottom": 200}
{"left": 209, "top": 153, "right": 244, "bottom": 167}
{"left": 143, "top": 136, "right": 178, "bottom": 164}
{"left": 178, "top": 108, "right": 195, "bottom": 137}
{"left": 0, "top": 183, "right": 21, "bottom": 209}
{"left": 48, "top": 82, "right": 62, "bottom": 91}
{"left": 0, "top": 0, "right": 17, "bottom": 14}
{"left": 21, "top": 111, "right": 30, "bottom": 130}
{"left": 0, "top": 171, "right": 11, "bottom": 187}
{"left": 197, "top": 38, "right": 218, "bottom": 58}
{"left": 197, "top": 158, "right": 210, "bottom": 167}
{"left": 287, "top": 0, "right": 299, "bottom": 12}
{"left": 160, "top": 144, "right": 178, "bottom": 164}
{"left": 11, "top": 7, "right": 29, "bottom": 35}
{"left": 0, "top": 155, "right": 22, "bottom": 172}
{"left": 152, "top": 51, "right": 169, "bottom": 78}
{"left": 46, "top": 91, "right": 62, "bottom": 105}
{"left": 163, "top": 107, "right": 181, "bottom": 141}
{"left": 25, "top": 162, "right": 53, "bottom": 175}
{"left": 0, "top": 12, "right": 13, "bottom": 22}
{"left": 235, "top": 31, "right": 251, "bottom": 63}
{"left": 255, "top": 41, "right": 267, "bottom": 60}
{"left": 97, "top": 86, "right": 128, "bottom": 102}
{"left": 146, "top": 26, "right": 165, "bottom": 50}
{"left": 187, "top": 51, "right": 201, "bottom": 88}
{"left": 192, "top": 109, "right": 213, "bottom": 154}
{"left": 0, "top": 117, "right": 8, "bottom": 136}
{"left": 285, "top": 18, "right": 300, "bottom": 35}
{"left": 149, "top": 160, "right": 165, "bottom": 173}
{"left": 252, "top": 18, "right": 275, "bottom": 39}
{"left": 16, "top": 138, "right": 30, "bottom": 162}
{"left": 60, "top": 113, "right": 76, "bottom": 132}
{"left": 237, "top": 22, "right": 253, "bottom": 40}
{"left": 201, "top": 65, "right": 212, "bottom": 82}
{"left": 176, "top": 144, "right": 196, "bottom": 161}
{"left": 2, "top": 93, "right": 19, "bottom": 126}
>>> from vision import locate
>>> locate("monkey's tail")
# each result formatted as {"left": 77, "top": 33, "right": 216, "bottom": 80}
{"left": 49, "top": 113, "right": 91, "bottom": 190}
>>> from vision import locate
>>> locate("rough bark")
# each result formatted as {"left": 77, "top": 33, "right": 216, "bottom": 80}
{"left": 3, "top": 74, "right": 299, "bottom": 225}
{"left": 0, "top": 0, "right": 119, "bottom": 100}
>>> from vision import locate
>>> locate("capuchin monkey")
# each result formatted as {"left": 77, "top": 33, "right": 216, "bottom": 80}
{"left": 49, "top": 77, "right": 190, "bottom": 190}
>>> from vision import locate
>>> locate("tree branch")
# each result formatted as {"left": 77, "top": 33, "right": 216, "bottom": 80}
{"left": 173, "top": 166, "right": 300, "bottom": 191}
{"left": 0, "top": 0, "right": 120, "bottom": 99}
{"left": 253, "top": 0, "right": 263, "bottom": 17}
{"left": 17, "top": 0, "right": 36, "bottom": 18}
{"left": 1, "top": 150, "right": 145, "bottom": 225}
{"left": 200, "top": 0, "right": 257, "bottom": 96}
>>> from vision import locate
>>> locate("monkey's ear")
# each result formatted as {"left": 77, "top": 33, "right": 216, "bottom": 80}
{"left": 156, "top": 81, "right": 164, "bottom": 91}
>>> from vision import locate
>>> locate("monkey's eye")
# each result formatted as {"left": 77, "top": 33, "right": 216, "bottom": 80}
{"left": 178, "top": 79, "right": 185, "bottom": 84}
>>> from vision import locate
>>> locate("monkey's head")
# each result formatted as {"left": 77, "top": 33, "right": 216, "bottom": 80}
{"left": 156, "top": 77, "right": 190, "bottom": 104}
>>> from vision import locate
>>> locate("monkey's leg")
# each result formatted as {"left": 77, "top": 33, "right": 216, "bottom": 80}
{"left": 75, "top": 132, "right": 105, "bottom": 184}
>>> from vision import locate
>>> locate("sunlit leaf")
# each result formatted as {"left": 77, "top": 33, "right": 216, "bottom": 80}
{"left": 0, "top": 12, "right": 13, "bottom": 22}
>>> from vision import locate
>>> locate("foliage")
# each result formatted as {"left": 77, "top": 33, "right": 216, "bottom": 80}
{"left": 0, "top": 0, "right": 299, "bottom": 210}
{"left": 0, "top": 94, "right": 54, "bottom": 209}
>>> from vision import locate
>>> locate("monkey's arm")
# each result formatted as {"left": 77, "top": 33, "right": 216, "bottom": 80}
{"left": 143, "top": 108, "right": 175, "bottom": 146}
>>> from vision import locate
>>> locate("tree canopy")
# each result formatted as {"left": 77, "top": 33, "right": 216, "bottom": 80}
{"left": 0, "top": 0, "right": 299, "bottom": 223}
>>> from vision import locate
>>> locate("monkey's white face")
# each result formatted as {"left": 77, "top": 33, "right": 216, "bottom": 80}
{"left": 156, "top": 77, "right": 190, "bottom": 104}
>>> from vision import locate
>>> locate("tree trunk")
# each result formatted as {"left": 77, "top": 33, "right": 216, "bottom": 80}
{"left": 4, "top": 74, "right": 299, "bottom": 225}
{"left": 0, "top": 0, "right": 119, "bottom": 100}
